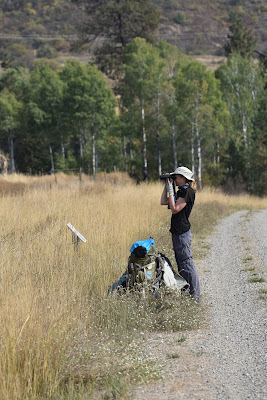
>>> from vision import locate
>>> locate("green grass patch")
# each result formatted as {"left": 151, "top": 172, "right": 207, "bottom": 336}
{"left": 177, "top": 336, "right": 187, "bottom": 344}
{"left": 243, "top": 256, "right": 253, "bottom": 263}
{"left": 166, "top": 353, "right": 180, "bottom": 359}
{"left": 196, "top": 350, "right": 205, "bottom": 357}
{"left": 258, "top": 288, "right": 267, "bottom": 300}
{"left": 241, "top": 267, "right": 255, "bottom": 272}
{"left": 248, "top": 277, "right": 266, "bottom": 283}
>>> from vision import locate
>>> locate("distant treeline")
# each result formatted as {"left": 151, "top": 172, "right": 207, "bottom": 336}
{"left": 0, "top": 39, "right": 266, "bottom": 195}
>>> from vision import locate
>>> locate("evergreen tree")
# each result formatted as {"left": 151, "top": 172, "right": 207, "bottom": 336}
{"left": 224, "top": 14, "right": 257, "bottom": 58}
{"left": 72, "top": 0, "right": 160, "bottom": 78}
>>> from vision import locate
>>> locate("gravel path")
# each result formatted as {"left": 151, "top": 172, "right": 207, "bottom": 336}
{"left": 133, "top": 210, "right": 267, "bottom": 400}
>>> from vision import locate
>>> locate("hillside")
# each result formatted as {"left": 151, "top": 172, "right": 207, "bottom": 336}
{"left": 155, "top": 0, "right": 267, "bottom": 55}
{"left": 0, "top": 0, "right": 266, "bottom": 68}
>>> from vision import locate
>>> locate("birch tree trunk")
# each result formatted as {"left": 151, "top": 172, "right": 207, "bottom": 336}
{"left": 79, "top": 128, "right": 83, "bottom": 157}
{"left": 196, "top": 132, "right": 202, "bottom": 190}
{"left": 59, "top": 119, "right": 65, "bottom": 159}
{"left": 217, "top": 142, "right": 220, "bottom": 165}
{"left": 195, "top": 109, "right": 202, "bottom": 189}
{"left": 170, "top": 95, "right": 177, "bottom": 170}
{"left": 129, "top": 136, "right": 134, "bottom": 177}
{"left": 172, "top": 120, "right": 177, "bottom": 170}
{"left": 61, "top": 142, "right": 65, "bottom": 159}
{"left": 96, "top": 146, "right": 98, "bottom": 174}
{"left": 156, "top": 94, "right": 162, "bottom": 177}
{"left": 141, "top": 98, "right": 148, "bottom": 181}
{"left": 123, "top": 136, "right": 128, "bottom": 172}
{"left": 60, "top": 131, "right": 65, "bottom": 160}
{"left": 242, "top": 115, "right": 248, "bottom": 148}
{"left": 8, "top": 135, "right": 15, "bottom": 173}
{"left": 92, "top": 132, "right": 96, "bottom": 175}
{"left": 191, "top": 124, "right": 195, "bottom": 175}
{"left": 49, "top": 143, "right": 55, "bottom": 173}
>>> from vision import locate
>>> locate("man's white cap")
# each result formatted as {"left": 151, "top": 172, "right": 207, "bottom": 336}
{"left": 171, "top": 166, "right": 195, "bottom": 182}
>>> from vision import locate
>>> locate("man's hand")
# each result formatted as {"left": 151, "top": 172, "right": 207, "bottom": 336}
{"left": 165, "top": 180, "right": 174, "bottom": 196}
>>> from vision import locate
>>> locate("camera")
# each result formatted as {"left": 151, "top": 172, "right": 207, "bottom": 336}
{"left": 160, "top": 173, "right": 175, "bottom": 181}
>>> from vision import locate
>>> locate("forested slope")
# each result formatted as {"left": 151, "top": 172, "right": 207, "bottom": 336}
{"left": 0, "top": 0, "right": 266, "bottom": 68}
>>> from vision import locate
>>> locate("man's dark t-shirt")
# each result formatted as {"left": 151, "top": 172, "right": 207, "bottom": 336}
{"left": 170, "top": 186, "right": 195, "bottom": 235}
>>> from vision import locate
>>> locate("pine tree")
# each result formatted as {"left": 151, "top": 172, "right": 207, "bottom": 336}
{"left": 72, "top": 0, "right": 160, "bottom": 78}
{"left": 224, "top": 14, "right": 257, "bottom": 58}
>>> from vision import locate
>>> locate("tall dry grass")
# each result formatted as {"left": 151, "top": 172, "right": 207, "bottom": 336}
{"left": 0, "top": 174, "right": 169, "bottom": 399}
{"left": 0, "top": 174, "right": 266, "bottom": 399}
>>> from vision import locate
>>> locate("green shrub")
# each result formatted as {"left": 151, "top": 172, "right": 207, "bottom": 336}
{"left": 174, "top": 12, "right": 186, "bottom": 25}
{"left": 37, "top": 44, "right": 57, "bottom": 59}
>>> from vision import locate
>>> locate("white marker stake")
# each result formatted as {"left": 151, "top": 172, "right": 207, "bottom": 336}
{"left": 67, "top": 223, "right": 87, "bottom": 246}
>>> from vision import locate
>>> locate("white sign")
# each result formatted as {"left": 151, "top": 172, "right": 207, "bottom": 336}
{"left": 67, "top": 223, "right": 87, "bottom": 243}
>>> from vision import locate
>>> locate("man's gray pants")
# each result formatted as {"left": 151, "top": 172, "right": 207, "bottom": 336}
{"left": 172, "top": 230, "right": 200, "bottom": 300}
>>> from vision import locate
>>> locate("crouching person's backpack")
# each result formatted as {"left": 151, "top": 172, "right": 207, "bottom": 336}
{"left": 108, "top": 238, "right": 189, "bottom": 295}
{"left": 127, "top": 238, "right": 158, "bottom": 290}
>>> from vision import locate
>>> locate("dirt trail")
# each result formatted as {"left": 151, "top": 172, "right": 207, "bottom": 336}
{"left": 133, "top": 210, "right": 267, "bottom": 400}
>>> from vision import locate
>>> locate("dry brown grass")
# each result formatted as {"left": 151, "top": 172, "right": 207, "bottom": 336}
{"left": 0, "top": 172, "right": 133, "bottom": 196}
{"left": 0, "top": 174, "right": 167, "bottom": 398}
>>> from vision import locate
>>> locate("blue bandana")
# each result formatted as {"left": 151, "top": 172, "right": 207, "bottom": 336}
{"left": 178, "top": 183, "right": 189, "bottom": 190}
{"left": 130, "top": 238, "right": 155, "bottom": 254}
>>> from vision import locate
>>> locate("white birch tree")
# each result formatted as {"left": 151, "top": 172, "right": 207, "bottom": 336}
{"left": 60, "top": 60, "right": 116, "bottom": 174}
{"left": 0, "top": 89, "right": 22, "bottom": 173}
{"left": 122, "top": 38, "right": 163, "bottom": 180}
{"left": 174, "top": 61, "right": 228, "bottom": 189}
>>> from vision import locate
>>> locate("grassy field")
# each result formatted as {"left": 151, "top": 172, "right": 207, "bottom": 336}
{"left": 1, "top": 173, "right": 267, "bottom": 399}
